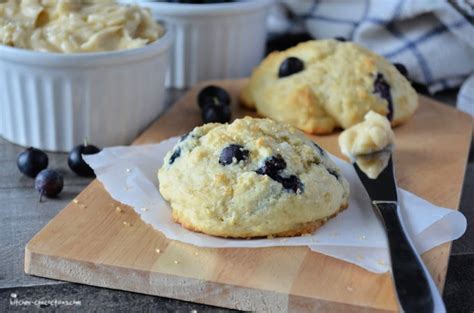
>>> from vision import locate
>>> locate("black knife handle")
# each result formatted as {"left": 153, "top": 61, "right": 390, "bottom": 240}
{"left": 373, "top": 201, "right": 435, "bottom": 313}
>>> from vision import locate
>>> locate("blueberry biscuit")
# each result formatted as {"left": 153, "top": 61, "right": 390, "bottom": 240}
{"left": 158, "top": 117, "right": 350, "bottom": 238}
{"left": 240, "top": 40, "right": 418, "bottom": 134}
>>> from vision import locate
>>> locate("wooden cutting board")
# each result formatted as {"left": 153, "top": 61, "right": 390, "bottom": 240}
{"left": 25, "top": 79, "right": 472, "bottom": 312}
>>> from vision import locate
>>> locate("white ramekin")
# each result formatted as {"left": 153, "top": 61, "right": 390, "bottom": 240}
{"left": 0, "top": 30, "right": 173, "bottom": 152}
{"left": 122, "top": 0, "right": 271, "bottom": 88}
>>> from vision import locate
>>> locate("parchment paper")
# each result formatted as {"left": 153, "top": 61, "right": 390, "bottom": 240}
{"left": 84, "top": 137, "right": 466, "bottom": 273}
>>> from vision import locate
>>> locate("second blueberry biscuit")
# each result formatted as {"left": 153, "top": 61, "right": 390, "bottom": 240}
{"left": 240, "top": 40, "right": 418, "bottom": 134}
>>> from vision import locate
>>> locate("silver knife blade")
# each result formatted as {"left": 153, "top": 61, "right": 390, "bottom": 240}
{"left": 353, "top": 154, "right": 443, "bottom": 313}
{"left": 353, "top": 155, "right": 397, "bottom": 202}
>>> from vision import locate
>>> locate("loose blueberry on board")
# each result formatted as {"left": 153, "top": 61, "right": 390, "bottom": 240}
{"left": 35, "top": 169, "right": 64, "bottom": 201}
{"left": 373, "top": 73, "right": 394, "bottom": 121}
{"left": 169, "top": 147, "right": 181, "bottom": 165}
{"left": 393, "top": 63, "right": 408, "bottom": 78}
{"left": 197, "top": 85, "right": 231, "bottom": 109}
{"left": 17, "top": 147, "right": 49, "bottom": 178}
{"left": 278, "top": 57, "right": 304, "bottom": 78}
{"left": 202, "top": 103, "right": 231, "bottom": 124}
{"left": 68, "top": 142, "right": 101, "bottom": 177}
{"left": 219, "top": 144, "right": 250, "bottom": 165}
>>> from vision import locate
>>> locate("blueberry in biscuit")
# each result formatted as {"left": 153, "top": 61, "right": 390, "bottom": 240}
{"left": 219, "top": 144, "right": 249, "bottom": 165}
{"left": 278, "top": 57, "right": 305, "bottom": 78}
{"left": 373, "top": 73, "right": 393, "bottom": 121}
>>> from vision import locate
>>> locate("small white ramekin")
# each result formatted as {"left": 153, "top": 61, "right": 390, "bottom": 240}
{"left": 0, "top": 30, "right": 173, "bottom": 152}
{"left": 122, "top": 0, "right": 271, "bottom": 88}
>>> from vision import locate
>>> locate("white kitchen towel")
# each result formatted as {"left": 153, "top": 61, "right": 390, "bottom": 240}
{"left": 84, "top": 137, "right": 466, "bottom": 273}
{"left": 270, "top": 0, "right": 474, "bottom": 113}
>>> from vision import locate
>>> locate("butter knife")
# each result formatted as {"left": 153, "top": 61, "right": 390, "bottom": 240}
{"left": 354, "top": 156, "right": 446, "bottom": 313}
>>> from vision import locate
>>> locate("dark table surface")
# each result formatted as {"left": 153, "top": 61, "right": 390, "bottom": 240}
{"left": 0, "top": 88, "right": 472, "bottom": 313}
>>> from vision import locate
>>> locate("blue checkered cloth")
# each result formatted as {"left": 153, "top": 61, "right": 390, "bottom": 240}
{"left": 268, "top": 0, "right": 474, "bottom": 114}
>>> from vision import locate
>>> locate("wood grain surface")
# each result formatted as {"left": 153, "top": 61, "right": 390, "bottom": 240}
{"left": 25, "top": 79, "right": 473, "bottom": 312}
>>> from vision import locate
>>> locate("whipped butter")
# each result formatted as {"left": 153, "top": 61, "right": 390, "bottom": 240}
{"left": 339, "top": 111, "right": 395, "bottom": 179}
{"left": 0, "top": 0, "right": 165, "bottom": 53}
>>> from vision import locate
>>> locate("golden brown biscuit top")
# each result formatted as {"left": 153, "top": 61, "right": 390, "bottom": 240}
{"left": 158, "top": 117, "right": 350, "bottom": 238}
{"left": 241, "top": 40, "right": 418, "bottom": 134}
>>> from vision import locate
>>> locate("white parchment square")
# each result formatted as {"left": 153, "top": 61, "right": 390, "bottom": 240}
{"left": 84, "top": 137, "right": 466, "bottom": 273}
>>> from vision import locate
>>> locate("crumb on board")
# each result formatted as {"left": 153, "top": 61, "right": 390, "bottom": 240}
{"left": 156, "top": 249, "right": 161, "bottom": 254}
{"left": 116, "top": 206, "right": 123, "bottom": 213}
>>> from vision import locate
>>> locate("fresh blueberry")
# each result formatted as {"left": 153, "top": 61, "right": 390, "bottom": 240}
{"left": 169, "top": 147, "right": 181, "bottom": 165}
{"left": 198, "top": 85, "right": 231, "bottom": 109}
{"left": 202, "top": 103, "right": 231, "bottom": 124}
{"left": 68, "top": 143, "right": 101, "bottom": 177}
{"left": 373, "top": 73, "right": 394, "bottom": 121}
{"left": 17, "top": 147, "right": 49, "bottom": 178}
{"left": 334, "top": 37, "right": 347, "bottom": 42}
{"left": 256, "top": 155, "right": 287, "bottom": 177}
{"left": 219, "top": 144, "right": 249, "bottom": 165}
{"left": 393, "top": 63, "right": 408, "bottom": 78}
{"left": 278, "top": 175, "right": 304, "bottom": 193}
{"left": 327, "top": 168, "right": 339, "bottom": 180}
{"left": 35, "top": 169, "right": 64, "bottom": 200}
{"left": 278, "top": 57, "right": 304, "bottom": 78}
